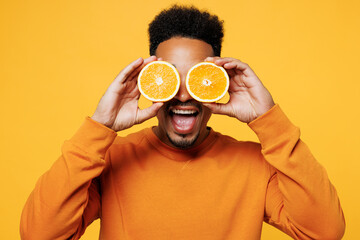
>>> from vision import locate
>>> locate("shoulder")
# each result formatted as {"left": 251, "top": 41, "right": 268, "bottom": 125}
{"left": 113, "top": 129, "right": 148, "bottom": 145}
{"left": 213, "top": 130, "right": 262, "bottom": 153}
{"left": 104, "top": 128, "right": 152, "bottom": 169}
{"left": 210, "top": 130, "right": 270, "bottom": 176}
{"left": 108, "top": 128, "right": 151, "bottom": 155}
{"left": 211, "top": 130, "right": 266, "bottom": 166}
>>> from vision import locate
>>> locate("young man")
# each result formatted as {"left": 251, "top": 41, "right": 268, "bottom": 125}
{"left": 20, "top": 5, "right": 345, "bottom": 240}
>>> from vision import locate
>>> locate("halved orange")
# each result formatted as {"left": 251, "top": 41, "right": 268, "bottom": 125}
{"left": 186, "top": 62, "right": 229, "bottom": 102}
{"left": 138, "top": 61, "right": 180, "bottom": 102}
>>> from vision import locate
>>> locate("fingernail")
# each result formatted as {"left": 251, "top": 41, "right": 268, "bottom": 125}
{"left": 203, "top": 103, "right": 211, "bottom": 107}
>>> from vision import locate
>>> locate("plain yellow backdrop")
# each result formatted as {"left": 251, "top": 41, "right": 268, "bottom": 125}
{"left": 1, "top": 0, "right": 359, "bottom": 239}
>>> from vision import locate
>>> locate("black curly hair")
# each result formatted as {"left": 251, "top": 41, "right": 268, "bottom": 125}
{"left": 148, "top": 5, "right": 224, "bottom": 56}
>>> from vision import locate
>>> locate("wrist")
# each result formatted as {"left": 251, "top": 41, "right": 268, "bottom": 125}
{"left": 90, "top": 114, "right": 114, "bottom": 130}
{"left": 255, "top": 101, "right": 275, "bottom": 120}
{"left": 70, "top": 117, "right": 117, "bottom": 158}
{"left": 248, "top": 104, "right": 299, "bottom": 146}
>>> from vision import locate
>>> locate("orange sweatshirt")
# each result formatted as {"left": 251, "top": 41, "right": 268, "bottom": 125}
{"left": 20, "top": 105, "right": 345, "bottom": 240}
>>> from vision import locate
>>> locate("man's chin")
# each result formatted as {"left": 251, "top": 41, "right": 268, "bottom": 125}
{"left": 166, "top": 132, "right": 199, "bottom": 149}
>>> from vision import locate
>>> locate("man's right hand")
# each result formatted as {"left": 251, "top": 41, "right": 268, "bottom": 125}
{"left": 91, "top": 56, "right": 163, "bottom": 132}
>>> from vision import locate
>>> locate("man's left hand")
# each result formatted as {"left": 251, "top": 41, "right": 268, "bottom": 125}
{"left": 204, "top": 57, "right": 275, "bottom": 123}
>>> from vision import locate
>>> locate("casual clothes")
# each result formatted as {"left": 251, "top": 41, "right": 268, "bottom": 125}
{"left": 20, "top": 105, "right": 345, "bottom": 240}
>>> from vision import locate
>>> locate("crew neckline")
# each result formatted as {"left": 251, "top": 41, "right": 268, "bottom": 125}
{"left": 144, "top": 127, "right": 218, "bottom": 162}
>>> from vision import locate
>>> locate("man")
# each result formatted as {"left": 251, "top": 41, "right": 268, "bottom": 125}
{"left": 20, "top": 5, "right": 345, "bottom": 240}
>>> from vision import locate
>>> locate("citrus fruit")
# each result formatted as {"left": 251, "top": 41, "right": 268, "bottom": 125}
{"left": 138, "top": 61, "right": 180, "bottom": 102}
{"left": 185, "top": 62, "right": 229, "bottom": 102}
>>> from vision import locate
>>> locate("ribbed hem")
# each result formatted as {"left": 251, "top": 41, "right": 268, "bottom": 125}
{"left": 69, "top": 117, "right": 117, "bottom": 158}
{"left": 248, "top": 104, "right": 299, "bottom": 148}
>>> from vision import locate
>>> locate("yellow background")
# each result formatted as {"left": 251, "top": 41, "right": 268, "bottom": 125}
{"left": 1, "top": 0, "right": 359, "bottom": 239}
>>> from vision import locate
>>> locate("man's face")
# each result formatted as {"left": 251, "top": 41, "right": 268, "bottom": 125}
{"left": 153, "top": 37, "right": 214, "bottom": 149}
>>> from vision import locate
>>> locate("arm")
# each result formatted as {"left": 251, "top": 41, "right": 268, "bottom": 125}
{"left": 20, "top": 118, "right": 116, "bottom": 240}
{"left": 20, "top": 56, "right": 163, "bottom": 240}
{"left": 204, "top": 57, "right": 345, "bottom": 239}
{"left": 249, "top": 105, "right": 345, "bottom": 239}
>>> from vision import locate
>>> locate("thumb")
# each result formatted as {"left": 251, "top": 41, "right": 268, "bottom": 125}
{"left": 203, "top": 102, "right": 230, "bottom": 115}
{"left": 136, "top": 102, "right": 163, "bottom": 124}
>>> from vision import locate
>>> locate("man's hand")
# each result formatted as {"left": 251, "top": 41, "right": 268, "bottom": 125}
{"left": 204, "top": 57, "right": 275, "bottom": 123}
{"left": 91, "top": 56, "right": 163, "bottom": 132}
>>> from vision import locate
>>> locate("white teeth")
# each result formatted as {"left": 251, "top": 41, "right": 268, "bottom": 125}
{"left": 171, "top": 109, "right": 197, "bottom": 115}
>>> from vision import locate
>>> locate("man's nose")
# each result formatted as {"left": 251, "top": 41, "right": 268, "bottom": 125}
{"left": 174, "top": 78, "right": 193, "bottom": 102}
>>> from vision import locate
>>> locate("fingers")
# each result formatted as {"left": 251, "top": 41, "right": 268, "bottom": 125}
{"left": 116, "top": 56, "right": 158, "bottom": 84}
{"left": 144, "top": 55, "right": 158, "bottom": 64}
{"left": 115, "top": 57, "right": 144, "bottom": 83}
{"left": 203, "top": 102, "right": 231, "bottom": 116}
{"left": 127, "top": 55, "right": 157, "bottom": 81}
{"left": 136, "top": 102, "right": 164, "bottom": 124}
{"left": 205, "top": 57, "right": 255, "bottom": 77}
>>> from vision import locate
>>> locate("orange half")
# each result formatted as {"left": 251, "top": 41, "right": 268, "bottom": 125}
{"left": 186, "top": 62, "right": 229, "bottom": 102}
{"left": 138, "top": 61, "right": 180, "bottom": 102}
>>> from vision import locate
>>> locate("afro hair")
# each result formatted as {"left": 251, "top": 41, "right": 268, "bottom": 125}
{"left": 148, "top": 5, "right": 224, "bottom": 56}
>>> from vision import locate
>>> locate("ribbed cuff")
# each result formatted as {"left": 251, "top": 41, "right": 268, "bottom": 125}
{"left": 69, "top": 117, "right": 117, "bottom": 158}
{"left": 248, "top": 105, "right": 299, "bottom": 148}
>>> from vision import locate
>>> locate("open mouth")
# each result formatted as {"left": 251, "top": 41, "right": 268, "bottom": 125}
{"left": 169, "top": 107, "right": 200, "bottom": 134}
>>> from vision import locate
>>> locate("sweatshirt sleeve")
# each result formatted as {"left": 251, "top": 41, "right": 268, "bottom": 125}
{"left": 20, "top": 117, "right": 117, "bottom": 240}
{"left": 248, "top": 105, "right": 345, "bottom": 240}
